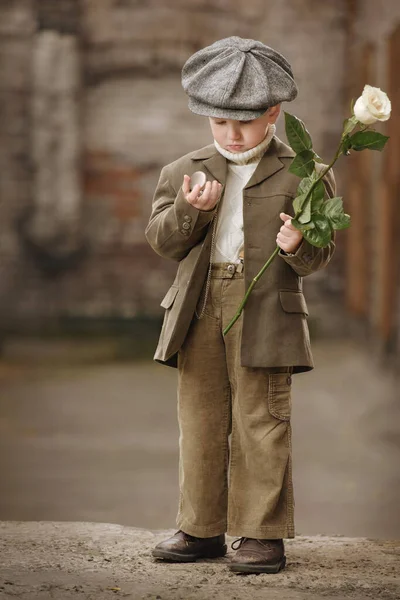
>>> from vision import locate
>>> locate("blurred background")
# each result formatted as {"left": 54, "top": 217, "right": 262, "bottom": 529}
{"left": 0, "top": 0, "right": 399, "bottom": 539}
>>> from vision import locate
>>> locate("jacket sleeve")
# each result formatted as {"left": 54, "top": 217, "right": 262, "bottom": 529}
{"left": 278, "top": 167, "right": 336, "bottom": 277}
{"left": 145, "top": 164, "right": 217, "bottom": 262}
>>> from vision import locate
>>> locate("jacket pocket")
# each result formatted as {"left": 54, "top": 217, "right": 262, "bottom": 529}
{"left": 160, "top": 285, "right": 179, "bottom": 309}
{"left": 279, "top": 290, "right": 309, "bottom": 316}
{"left": 268, "top": 373, "right": 292, "bottom": 421}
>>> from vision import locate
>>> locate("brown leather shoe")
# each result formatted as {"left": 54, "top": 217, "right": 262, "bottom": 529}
{"left": 152, "top": 530, "right": 227, "bottom": 562}
{"left": 229, "top": 538, "right": 286, "bottom": 573}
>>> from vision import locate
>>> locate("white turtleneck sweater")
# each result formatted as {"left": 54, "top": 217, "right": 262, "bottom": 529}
{"left": 212, "top": 124, "right": 276, "bottom": 263}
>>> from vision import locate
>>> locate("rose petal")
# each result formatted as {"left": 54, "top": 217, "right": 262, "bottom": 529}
{"left": 361, "top": 85, "right": 391, "bottom": 121}
{"left": 354, "top": 96, "right": 377, "bottom": 125}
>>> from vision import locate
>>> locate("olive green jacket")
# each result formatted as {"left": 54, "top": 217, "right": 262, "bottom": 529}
{"left": 145, "top": 136, "right": 336, "bottom": 373}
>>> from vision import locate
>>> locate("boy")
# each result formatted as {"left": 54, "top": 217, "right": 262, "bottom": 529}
{"left": 145, "top": 37, "right": 335, "bottom": 574}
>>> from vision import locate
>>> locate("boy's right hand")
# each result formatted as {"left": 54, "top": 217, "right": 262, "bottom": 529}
{"left": 182, "top": 174, "right": 222, "bottom": 212}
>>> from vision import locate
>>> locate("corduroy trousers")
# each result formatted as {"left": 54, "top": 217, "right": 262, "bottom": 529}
{"left": 176, "top": 263, "right": 295, "bottom": 540}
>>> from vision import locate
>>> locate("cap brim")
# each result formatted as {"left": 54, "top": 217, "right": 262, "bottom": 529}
{"left": 188, "top": 97, "right": 267, "bottom": 121}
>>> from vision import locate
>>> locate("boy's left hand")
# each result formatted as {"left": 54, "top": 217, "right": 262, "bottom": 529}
{"left": 276, "top": 213, "right": 303, "bottom": 254}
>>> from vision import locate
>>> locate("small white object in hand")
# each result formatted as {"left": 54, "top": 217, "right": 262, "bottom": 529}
{"left": 190, "top": 171, "right": 207, "bottom": 192}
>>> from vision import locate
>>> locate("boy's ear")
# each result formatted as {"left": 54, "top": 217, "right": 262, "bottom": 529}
{"left": 268, "top": 104, "right": 281, "bottom": 123}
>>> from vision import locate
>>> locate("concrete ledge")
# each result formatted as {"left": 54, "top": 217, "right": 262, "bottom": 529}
{"left": 0, "top": 522, "right": 399, "bottom": 599}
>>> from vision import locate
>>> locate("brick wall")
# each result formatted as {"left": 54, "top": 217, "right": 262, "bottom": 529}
{"left": 0, "top": 0, "right": 35, "bottom": 324}
{"left": 82, "top": 0, "right": 349, "bottom": 315}
{"left": 2, "top": 0, "right": 397, "bottom": 344}
{"left": 343, "top": 0, "right": 400, "bottom": 363}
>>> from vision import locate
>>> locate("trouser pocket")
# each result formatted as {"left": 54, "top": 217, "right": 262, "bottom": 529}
{"left": 267, "top": 372, "right": 292, "bottom": 421}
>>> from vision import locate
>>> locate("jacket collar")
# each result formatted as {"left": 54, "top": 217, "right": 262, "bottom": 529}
{"left": 190, "top": 136, "right": 295, "bottom": 188}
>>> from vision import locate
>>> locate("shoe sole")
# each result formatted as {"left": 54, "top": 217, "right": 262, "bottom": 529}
{"left": 152, "top": 545, "right": 228, "bottom": 563}
{"left": 229, "top": 555, "right": 286, "bottom": 574}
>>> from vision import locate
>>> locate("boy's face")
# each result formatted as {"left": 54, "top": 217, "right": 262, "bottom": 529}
{"left": 209, "top": 105, "right": 281, "bottom": 153}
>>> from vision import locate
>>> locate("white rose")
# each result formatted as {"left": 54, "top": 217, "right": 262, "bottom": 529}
{"left": 353, "top": 85, "right": 391, "bottom": 125}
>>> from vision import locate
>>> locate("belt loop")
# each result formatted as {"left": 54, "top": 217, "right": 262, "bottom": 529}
{"left": 236, "top": 260, "right": 244, "bottom": 274}
{"left": 226, "top": 264, "right": 236, "bottom": 278}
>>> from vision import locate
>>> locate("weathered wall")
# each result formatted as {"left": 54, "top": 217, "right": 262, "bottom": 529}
{"left": 82, "top": 0, "right": 349, "bottom": 317}
{"left": 0, "top": 0, "right": 350, "bottom": 326}
{"left": 0, "top": 0, "right": 398, "bottom": 366}
{"left": 343, "top": 0, "right": 400, "bottom": 364}
{"left": 0, "top": 0, "right": 35, "bottom": 323}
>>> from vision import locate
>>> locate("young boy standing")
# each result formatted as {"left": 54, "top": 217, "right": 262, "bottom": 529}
{"left": 145, "top": 37, "right": 335, "bottom": 574}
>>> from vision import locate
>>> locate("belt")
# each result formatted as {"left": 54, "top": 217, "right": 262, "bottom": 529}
{"left": 210, "top": 261, "right": 244, "bottom": 278}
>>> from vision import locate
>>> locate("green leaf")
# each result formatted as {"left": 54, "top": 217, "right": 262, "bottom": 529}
{"left": 288, "top": 150, "right": 315, "bottom": 177}
{"left": 313, "top": 152, "right": 324, "bottom": 163}
{"left": 291, "top": 217, "right": 315, "bottom": 232}
{"left": 342, "top": 134, "right": 352, "bottom": 155}
{"left": 297, "top": 175, "right": 315, "bottom": 196}
{"left": 297, "top": 176, "right": 325, "bottom": 214}
{"left": 332, "top": 212, "right": 351, "bottom": 230}
{"left": 343, "top": 115, "right": 358, "bottom": 136}
{"left": 321, "top": 197, "right": 351, "bottom": 230}
{"left": 302, "top": 214, "right": 332, "bottom": 248}
{"left": 293, "top": 192, "right": 313, "bottom": 224}
{"left": 348, "top": 131, "right": 389, "bottom": 152}
{"left": 298, "top": 197, "right": 312, "bottom": 224}
{"left": 309, "top": 180, "right": 325, "bottom": 213}
{"left": 284, "top": 112, "right": 313, "bottom": 154}
{"left": 293, "top": 193, "right": 307, "bottom": 214}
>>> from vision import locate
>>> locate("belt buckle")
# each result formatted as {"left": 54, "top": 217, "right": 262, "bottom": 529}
{"left": 226, "top": 259, "right": 244, "bottom": 277}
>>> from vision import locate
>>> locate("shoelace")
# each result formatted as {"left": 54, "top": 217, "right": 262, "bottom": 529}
{"left": 231, "top": 537, "right": 248, "bottom": 550}
{"left": 231, "top": 537, "right": 282, "bottom": 551}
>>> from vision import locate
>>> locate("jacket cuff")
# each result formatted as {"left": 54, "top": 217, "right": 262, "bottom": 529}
{"left": 174, "top": 187, "right": 217, "bottom": 238}
{"left": 278, "top": 238, "right": 316, "bottom": 269}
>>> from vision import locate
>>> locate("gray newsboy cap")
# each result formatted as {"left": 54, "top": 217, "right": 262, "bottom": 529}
{"left": 181, "top": 36, "right": 298, "bottom": 120}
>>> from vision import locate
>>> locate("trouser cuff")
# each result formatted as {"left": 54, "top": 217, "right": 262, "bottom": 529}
{"left": 176, "top": 516, "right": 227, "bottom": 538}
{"left": 227, "top": 524, "right": 295, "bottom": 539}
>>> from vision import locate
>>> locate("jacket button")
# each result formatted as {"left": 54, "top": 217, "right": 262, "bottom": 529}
{"left": 182, "top": 222, "right": 191, "bottom": 230}
{"left": 181, "top": 229, "right": 189, "bottom": 236}
{"left": 227, "top": 264, "right": 235, "bottom": 274}
{"left": 183, "top": 215, "right": 192, "bottom": 223}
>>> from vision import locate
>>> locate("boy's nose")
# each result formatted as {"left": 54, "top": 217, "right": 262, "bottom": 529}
{"left": 228, "top": 127, "right": 241, "bottom": 140}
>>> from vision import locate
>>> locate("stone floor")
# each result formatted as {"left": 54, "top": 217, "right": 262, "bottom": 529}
{"left": 0, "top": 522, "right": 399, "bottom": 600}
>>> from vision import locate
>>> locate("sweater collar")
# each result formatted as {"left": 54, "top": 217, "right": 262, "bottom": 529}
{"left": 213, "top": 124, "right": 276, "bottom": 165}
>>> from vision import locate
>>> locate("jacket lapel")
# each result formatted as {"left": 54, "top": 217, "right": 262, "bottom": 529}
{"left": 191, "top": 145, "right": 227, "bottom": 185}
{"left": 245, "top": 137, "right": 293, "bottom": 189}
{"left": 202, "top": 152, "right": 228, "bottom": 185}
